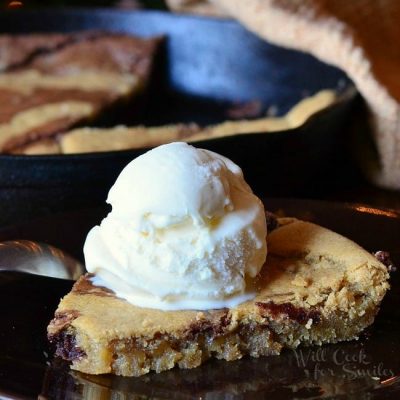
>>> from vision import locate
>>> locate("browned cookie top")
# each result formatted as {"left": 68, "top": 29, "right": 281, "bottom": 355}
{"left": 0, "top": 32, "right": 161, "bottom": 152}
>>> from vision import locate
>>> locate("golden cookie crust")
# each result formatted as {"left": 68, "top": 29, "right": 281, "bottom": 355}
{"left": 48, "top": 218, "right": 389, "bottom": 376}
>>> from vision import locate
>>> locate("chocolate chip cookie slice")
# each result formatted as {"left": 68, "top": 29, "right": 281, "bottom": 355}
{"left": 47, "top": 218, "right": 390, "bottom": 377}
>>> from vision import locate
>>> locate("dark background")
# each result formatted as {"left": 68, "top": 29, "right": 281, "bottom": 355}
{"left": 1, "top": 0, "right": 167, "bottom": 8}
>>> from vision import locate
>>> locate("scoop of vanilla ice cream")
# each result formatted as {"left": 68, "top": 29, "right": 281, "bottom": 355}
{"left": 84, "top": 142, "right": 267, "bottom": 310}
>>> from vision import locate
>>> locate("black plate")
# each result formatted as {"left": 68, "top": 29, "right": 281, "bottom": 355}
{"left": 0, "top": 199, "right": 399, "bottom": 400}
{"left": 0, "top": 9, "right": 357, "bottom": 226}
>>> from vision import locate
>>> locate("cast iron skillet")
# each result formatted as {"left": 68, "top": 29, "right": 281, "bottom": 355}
{"left": 0, "top": 9, "right": 356, "bottom": 226}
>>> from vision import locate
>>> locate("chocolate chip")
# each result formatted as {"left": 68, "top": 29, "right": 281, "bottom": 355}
{"left": 265, "top": 211, "right": 278, "bottom": 233}
{"left": 256, "top": 301, "right": 321, "bottom": 325}
{"left": 49, "top": 331, "right": 86, "bottom": 362}
{"left": 374, "top": 251, "right": 397, "bottom": 272}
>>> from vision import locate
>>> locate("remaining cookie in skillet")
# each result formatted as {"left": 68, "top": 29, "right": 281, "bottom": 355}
{"left": 22, "top": 89, "right": 334, "bottom": 155}
{"left": 0, "top": 32, "right": 161, "bottom": 153}
{"left": 0, "top": 31, "right": 101, "bottom": 71}
{"left": 48, "top": 217, "right": 390, "bottom": 377}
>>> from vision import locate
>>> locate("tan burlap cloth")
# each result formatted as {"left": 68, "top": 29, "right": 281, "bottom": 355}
{"left": 167, "top": 0, "right": 400, "bottom": 190}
